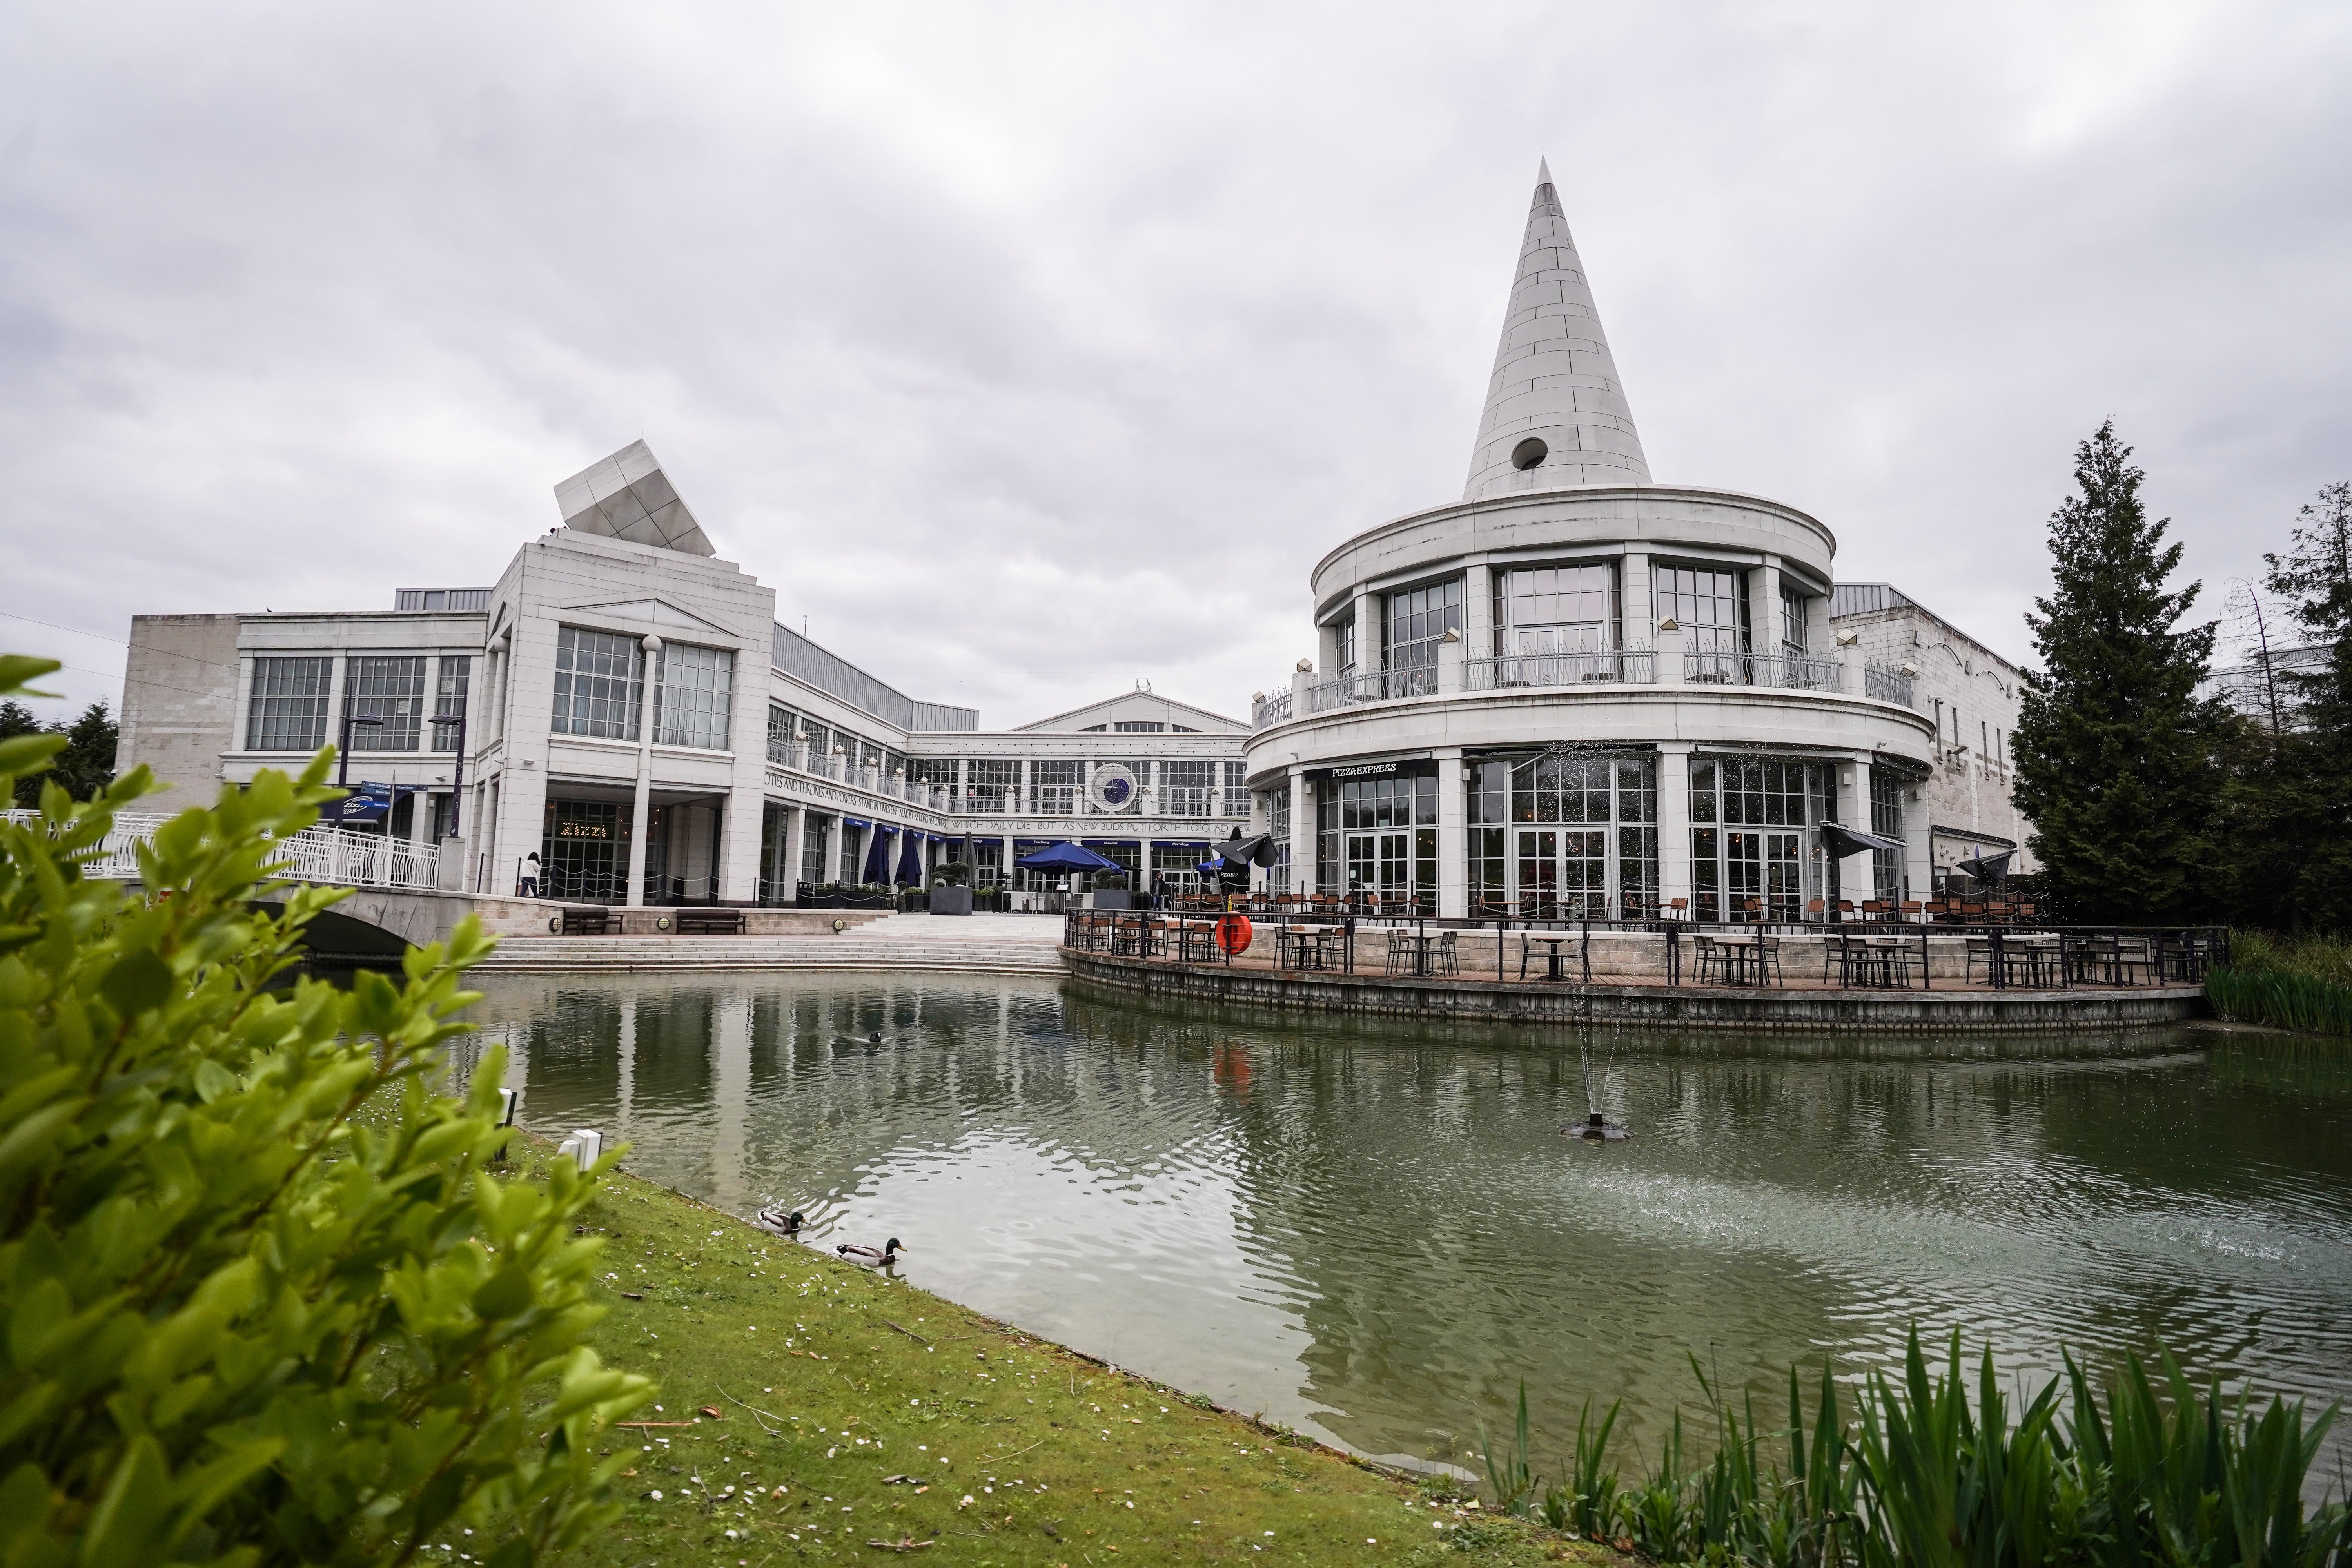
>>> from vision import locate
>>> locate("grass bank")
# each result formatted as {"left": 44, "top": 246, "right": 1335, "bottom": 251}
{"left": 2210, "top": 929, "right": 2352, "bottom": 1034}
{"left": 551, "top": 1153, "right": 1613, "bottom": 1568}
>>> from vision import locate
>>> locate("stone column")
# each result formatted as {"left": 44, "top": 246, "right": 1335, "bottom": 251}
{"left": 1288, "top": 766, "right": 1311, "bottom": 893}
{"left": 1753, "top": 563, "right": 1784, "bottom": 656}
{"left": 1835, "top": 757, "right": 1869, "bottom": 907}
{"left": 783, "top": 805, "right": 807, "bottom": 902}
{"left": 1620, "top": 552, "right": 1652, "bottom": 650}
{"left": 1656, "top": 745, "right": 1693, "bottom": 915}
{"left": 1436, "top": 747, "right": 1467, "bottom": 919}
{"left": 1290, "top": 662, "right": 1312, "bottom": 717}
{"left": 624, "top": 635, "right": 661, "bottom": 908}
{"left": 1463, "top": 562, "right": 1494, "bottom": 657}
{"left": 1901, "top": 776, "right": 1933, "bottom": 906}
{"left": 1835, "top": 637, "right": 1863, "bottom": 697}
{"left": 1656, "top": 622, "right": 1690, "bottom": 686}
{"left": 1438, "top": 631, "right": 1465, "bottom": 694}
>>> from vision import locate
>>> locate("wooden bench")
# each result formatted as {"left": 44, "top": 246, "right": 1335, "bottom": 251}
{"left": 673, "top": 907, "right": 745, "bottom": 936}
{"left": 555, "top": 907, "right": 610, "bottom": 935}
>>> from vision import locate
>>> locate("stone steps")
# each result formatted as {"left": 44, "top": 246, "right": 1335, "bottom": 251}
{"left": 475, "top": 936, "right": 1066, "bottom": 974}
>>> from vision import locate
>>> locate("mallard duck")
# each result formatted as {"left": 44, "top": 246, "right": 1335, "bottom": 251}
{"left": 755, "top": 1206, "right": 805, "bottom": 1236}
{"left": 837, "top": 1237, "right": 905, "bottom": 1267}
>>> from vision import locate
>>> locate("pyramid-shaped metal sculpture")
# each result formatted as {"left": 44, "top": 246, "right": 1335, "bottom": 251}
{"left": 1463, "top": 159, "right": 1651, "bottom": 500}
{"left": 554, "top": 439, "right": 717, "bottom": 557}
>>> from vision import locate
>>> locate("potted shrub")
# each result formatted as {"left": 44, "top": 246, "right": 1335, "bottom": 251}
{"left": 1091, "top": 872, "right": 1132, "bottom": 911}
{"left": 974, "top": 882, "right": 1004, "bottom": 912}
{"left": 815, "top": 881, "right": 846, "bottom": 909}
{"left": 931, "top": 860, "right": 974, "bottom": 916}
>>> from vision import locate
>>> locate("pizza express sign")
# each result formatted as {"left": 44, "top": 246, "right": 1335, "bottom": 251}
{"left": 1087, "top": 763, "right": 1139, "bottom": 813}
{"left": 1314, "top": 757, "right": 1435, "bottom": 782}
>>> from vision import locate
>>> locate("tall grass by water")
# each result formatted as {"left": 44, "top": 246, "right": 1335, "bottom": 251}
{"left": 1480, "top": 1330, "right": 2352, "bottom": 1567}
{"left": 2209, "top": 929, "right": 2352, "bottom": 1034}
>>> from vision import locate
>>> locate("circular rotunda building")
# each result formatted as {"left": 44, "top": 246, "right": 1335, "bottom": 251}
{"left": 1245, "top": 162, "right": 1945, "bottom": 922}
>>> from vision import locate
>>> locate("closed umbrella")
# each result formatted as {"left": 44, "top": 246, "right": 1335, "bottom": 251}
{"left": 1818, "top": 823, "right": 1902, "bottom": 859}
{"left": 1957, "top": 850, "right": 2013, "bottom": 884}
{"left": 896, "top": 830, "right": 924, "bottom": 887}
{"left": 860, "top": 826, "right": 891, "bottom": 884}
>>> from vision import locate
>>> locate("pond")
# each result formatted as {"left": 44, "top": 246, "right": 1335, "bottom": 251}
{"left": 458, "top": 971, "right": 2352, "bottom": 1478}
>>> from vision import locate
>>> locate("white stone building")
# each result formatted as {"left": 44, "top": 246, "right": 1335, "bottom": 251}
{"left": 1240, "top": 163, "right": 2036, "bottom": 916}
{"left": 119, "top": 441, "right": 1250, "bottom": 907}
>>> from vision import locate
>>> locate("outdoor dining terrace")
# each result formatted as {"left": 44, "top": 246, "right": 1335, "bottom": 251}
{"left": 1061, "top": 901, "right": 2227, "bottom": 997}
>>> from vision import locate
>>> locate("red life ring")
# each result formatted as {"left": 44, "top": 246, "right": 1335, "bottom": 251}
{"left": 1214, "top": 913, "right": 1254, "bottom": 955}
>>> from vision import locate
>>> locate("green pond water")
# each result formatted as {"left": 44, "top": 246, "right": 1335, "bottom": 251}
{"left": 456, "top": 971, "right": 2352, "bottom": 1478}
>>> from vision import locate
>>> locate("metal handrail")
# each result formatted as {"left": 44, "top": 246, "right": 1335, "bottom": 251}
{"left": 1466, "top": 649, "right": 1657, "bottom": 690}
{"left": 1682, "top": 650, "right": 1842, "bottom": 690}
{"left": 1250, "top": 690, "right": 1294, "bottom": 730}
{"left": 5, "top": 809, "right": 439, "bottom": 891}
{"left": 1864, "top": 663, "right": 1916, "bottom": 707}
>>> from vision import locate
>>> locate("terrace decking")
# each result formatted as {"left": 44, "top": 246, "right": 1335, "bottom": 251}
{"left": 1060, "top": 916, "right": 2212, "bottom": 1031}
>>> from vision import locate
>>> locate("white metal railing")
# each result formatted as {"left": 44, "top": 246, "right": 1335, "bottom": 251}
{"left": 1466, "top": 649, "right": 1657, "bottom": 690}
{"left": 4, "top": 810, "right": 438, "bottom": 891}
{"left": 1865, "top": 663, "right": 1916, "bottom": 707}
{"left": 1250, "top": 690, "right": 1294, "bottom": 730}
{"left": 1682, "top": 650, "right": 1843, "bottom": 690}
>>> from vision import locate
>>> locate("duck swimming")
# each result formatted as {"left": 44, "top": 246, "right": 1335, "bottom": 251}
{"left": 755, "top": 1206, "right": 805, "bottom": 1236}
{"left": 837, "top": 1237, "right": 906, "bottom": 1267}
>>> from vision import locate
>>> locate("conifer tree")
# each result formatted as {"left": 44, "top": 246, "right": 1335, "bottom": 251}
{"left": 2253, "top": 481, "right": 2352, "bottom": 928}
{"left": 2011, "top": 423, "right": 2220, "bottom": 923}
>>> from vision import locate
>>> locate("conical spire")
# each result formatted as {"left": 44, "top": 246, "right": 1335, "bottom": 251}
{"left": 1464, "top": 159, "right": 1650, "bottom": 499}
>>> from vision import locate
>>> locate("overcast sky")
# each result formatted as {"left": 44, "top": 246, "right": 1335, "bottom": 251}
{"left": 4, "top": 1, "right": 2348, "bottom": 728}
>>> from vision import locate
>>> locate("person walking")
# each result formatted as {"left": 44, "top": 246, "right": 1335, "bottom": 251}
{"left": 518, "top": 851, "right": 540, "bottom": 898}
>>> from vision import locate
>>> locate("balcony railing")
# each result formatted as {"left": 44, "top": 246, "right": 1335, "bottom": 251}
{"left": 1465, "top": 649, "right": 1657, "bottom": 690}
{"left": 1865, "top": 663, "right": 1916, "bottom": 707}
{"left": 1250, "top": 690, "right": 1293, "bottom": 730}
{"left": 4, "top": 809, "right": 439, "bottom": 891}
{"left": 1682, "top": 651, "right": 1843, "bottom": 691}
{"left": 1307, "top": 667, "right": 1440, "bottom": 712}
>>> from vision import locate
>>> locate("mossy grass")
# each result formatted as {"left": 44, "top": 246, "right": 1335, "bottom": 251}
{"left": 541, "top": 1148, "right": 1619, "bottom": 1567}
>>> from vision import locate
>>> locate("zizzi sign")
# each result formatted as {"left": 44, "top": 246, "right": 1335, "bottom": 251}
{"left": 553, "top": 821, "right": 613, "bottom": 839}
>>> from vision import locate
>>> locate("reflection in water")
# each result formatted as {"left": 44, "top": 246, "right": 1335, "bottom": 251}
{"left": 456, "top": 974, "right": 2352, "bottom": 1475}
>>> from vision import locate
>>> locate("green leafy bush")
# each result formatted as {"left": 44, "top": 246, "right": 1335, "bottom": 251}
{"left": 0, "top": 654, "right": 652, "bottom": 1566}
{"left": 932, "top": 860, "right": 972, "bottom": 887}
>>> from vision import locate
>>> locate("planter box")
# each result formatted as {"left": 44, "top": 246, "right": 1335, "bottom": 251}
{"left": 929, "top": 886, "right": 973, "bottom": 916}
{"left": 1091, "top": 889, "right": 1133, "bottom": 911}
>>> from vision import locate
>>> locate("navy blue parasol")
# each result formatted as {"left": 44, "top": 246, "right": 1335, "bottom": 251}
{"left": 1016, "top": 841, "right": 1119, "bottom": 873}
{"left": 896, "top": 830, "right": 924, "bottom": 886}
{"left": 861, "top": 826, "right": 891, "bottom": 884}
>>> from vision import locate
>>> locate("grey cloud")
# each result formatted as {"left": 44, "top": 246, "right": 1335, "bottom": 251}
{"left": 2, "top": 1, "right": 2347, "bottom": 725}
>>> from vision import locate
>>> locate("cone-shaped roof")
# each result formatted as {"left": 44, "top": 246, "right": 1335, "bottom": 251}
{"left": 1463, "top": 159, "right": 1650, "bottom": 499}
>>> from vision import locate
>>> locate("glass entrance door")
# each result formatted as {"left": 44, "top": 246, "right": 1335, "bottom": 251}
{"left": 1346, "top": 831, "right": 1412, "bottom": 908}
{"left": 1518, "top": 828, "right": 1611, "bottom": 918}
{"left": 1725, "top": 830, "right": 1804, "bottom": 922}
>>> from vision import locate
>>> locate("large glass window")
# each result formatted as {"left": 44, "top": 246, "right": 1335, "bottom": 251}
{"left": 1469, "top": 753, "right": 1657, "bottom": 918}
{"left": 1870, "top": 771, "right": 1905, "bottom": 904}
{"left": 343, "top": 656, "right": 425, "bottom": 751}
{"left": 432, "top": 655, "right": 470, "bottom": 752}
{"left": 245, "top": 655, "right": 331, "bottom": 751}
{"left": 1779, "top": 586, "right": 1810, "bottom": 661}
{"left": 1655, "top": 566, "right": 1749, "bottom": 677}
{"left": 552, "top": 627, "right": 643, "bottom": 739}
{"left": 1162, "top": 759, "right": 1216, "bottom": 816}
{"left": 1319, "top": 769, "right": 1439, "bottom": 911}
{"left": 1265, "top": 783, "right": 1292, "bottom": 890}
{"left": 1031, "top": 760, "right": 1081, "bottom": 814}
{"left": 1333, "top": 613, "right": 1357, "bottom": 676}
{"left": 967, "top": 760, "right": 1018, "bottom": 811}
{"left": 654, "top": 642, "right": 733, "bottom": 749}
{"left": 1495, "top": 564, "right": 1618, "bottom": 655}
{"left": 801, "top": 814, "right": 832, "bottom": 886}
{"left": 540, "top": 798, "right": 629, "bottom": 903}
{"left": 1384, "top": 579, "right": 1463, "bottom": 695}
{"left": 1688, "top": 757, "right": 1835, "bottom": 922}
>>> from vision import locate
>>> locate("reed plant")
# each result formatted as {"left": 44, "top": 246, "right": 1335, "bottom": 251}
{"left": 1476, "top": 1329, "right": 2352, "bottom": 1567}
{"left": 2207, "top": 964, "right": 2352, "bottom": 1035}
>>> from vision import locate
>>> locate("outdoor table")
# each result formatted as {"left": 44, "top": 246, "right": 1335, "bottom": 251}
{"left": 1388, "top": 931, "right": 1439, "bottom": 978}
{"left": 1279, "top": 927, "right": 1329, "bottom": 971}
{"left": 1838, "top": 935, "right": 1909, "bottom": 988}
{"left": 1712, "top": 933, "right": 1765, "bottom": 986}
{"left": 1522, "top": 933, "right": 1572, "bottom": 980}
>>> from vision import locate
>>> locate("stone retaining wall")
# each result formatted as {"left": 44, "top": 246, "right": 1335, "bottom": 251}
{"left": 1063, "top": 950, "right": 2208, "bottom": 1032}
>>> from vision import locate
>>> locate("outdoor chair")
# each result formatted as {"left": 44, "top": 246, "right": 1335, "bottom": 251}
{"left": 1806, "top": 899, "right": 1826, "bottom": 922}
{"left": 1693, "top": 934, "right": 1722, "bottom": 984}
{"left": 1900, "top": 901, "right": 1924, "bottom": 923}
{"left": 1757, "top": 935, "right": 1785, "bottom": 987}
{"left": 1434, "top": 929, "right": 1460, "bottom": 976}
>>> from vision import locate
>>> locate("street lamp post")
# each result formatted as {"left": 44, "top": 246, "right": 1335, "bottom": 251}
{"left": 334, "top": 713, "right": 384, "bottom": 829}
{"left": 430, "top": 709, "right": 468, "bottom": 837}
